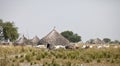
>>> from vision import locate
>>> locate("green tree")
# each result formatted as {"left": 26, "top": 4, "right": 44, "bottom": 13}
{"left": 103, "top": 38, "right": 111, "bottom": 43}
{"left": 0, "top": 19, "right": 19, "bottom": 41}
{"left": 61, "top": 31, "right": 81, "bottom": 42}
{"left": 89, "top": 39, "right": 94, "bottom": 44}
{"left": 114, "top": 40, "right": 120, "bottom": 44}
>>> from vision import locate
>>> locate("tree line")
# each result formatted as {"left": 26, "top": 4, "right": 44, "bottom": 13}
{"left": 103, "top": 38, "right": 120, "bottom": 44}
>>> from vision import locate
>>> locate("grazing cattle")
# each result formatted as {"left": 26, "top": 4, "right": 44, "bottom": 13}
{"left": 82, "top": 45, "right": 86, "bottom": 48}
{"left": 34, "top": 45, "right": 46, "bottom": 48}
{"left": 65, "top": 45, "right": 74, "bottom": 49}
{"left": 89, "top": 45, "right": 93, "bottom": 48}
{"left": 54, "top": 45, "right": 65, "bottom": 49}
{"left": 73, "top": 44, "right": 79, "bottom": 49}
{"left": 103, "top": 45, "right": 110, "bottom": 48}
{"left": 97, "top": 46, "right": 103, "bottom": 49}
{"left": 114, "top": 46, "right": 118, "bottom": 48}
{"left": 82, "top": 45, "right": 89, "bottom": 49}
{"left": 74, "top": 46, "right": 79, "bottom": 49}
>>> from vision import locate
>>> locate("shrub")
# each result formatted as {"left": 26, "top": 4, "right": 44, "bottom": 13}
{"left": 15, "top": 55, "right": 19, "bottom": 59}
{"left": 32, "top": 52, "right": 35, "bottom": 56}
{"left": 20, "top": 54, "right": 24, "bottom": 58}
{"left": 34, "top": 62, "right": 37, "bottom": 64}
{"left": 29, "top": 49, "right": 32, "bottom": 52}
{"left": 30, "top": 62, "right": 33, "bottom": 65}
{"left": 11, "top": 64, "right": 14, "bottom": 66}
{"left": 36, "top": 55, "right": 41, "bottom": 60}
{"left": 25, "top": 54, "right": 32, "bottom": 62}
{"left": 111, "top": 59, "right": 114, "bottom": 63}
{"left": 19, "top": 59, "right": 24, "bottom": 62}
{"left": 97, "top": 59, "right": 101, "bottom": 63}
{"left": 12, "top": 59, "right": 16, "bottom": 62}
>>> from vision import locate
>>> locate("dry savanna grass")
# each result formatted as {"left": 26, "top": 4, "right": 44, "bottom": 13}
{"left": 0, "top": 44, "right": 120, "bottom": 66}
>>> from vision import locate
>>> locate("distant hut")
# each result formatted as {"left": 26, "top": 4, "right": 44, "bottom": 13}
{"left": 14, "top": 35, "right": 28, "bottom": 46}
{"left": 93, "top": 38, "right": 105, "bottom": 44}
{"left": 31, "top": 36, "right": 39, "bottom": 46}
{"left": 86, "top": 39, "right": 94, "bottom": 44}
{"left": 38, "top": 28, "right": 70, "bottom": 49}
{"left": 86, "top": 38, "right": 105, "bottom": 44}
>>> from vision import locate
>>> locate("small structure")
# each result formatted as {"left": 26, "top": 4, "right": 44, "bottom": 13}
{"left": 86, "top": 38, "right": 105, "bottom": 44}
{"left": 31, "top": 36, "right": 39, "bottom": 46}
{"left": 93, "top": 38, "right": 105, "bottom": 44}
{"left": 38, "top": 28, "right": 70, "bottom": 49}
{"left": 14, "top": 35, "right": 28, "bottom": 46}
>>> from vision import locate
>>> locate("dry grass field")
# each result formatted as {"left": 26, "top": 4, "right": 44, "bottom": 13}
{"left": 0, "top": 44, "right": 120, "bottom": 66}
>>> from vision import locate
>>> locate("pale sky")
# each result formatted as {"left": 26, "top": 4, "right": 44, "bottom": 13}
{"left": 0, "top": 0, "right": 120, "bottom": 42}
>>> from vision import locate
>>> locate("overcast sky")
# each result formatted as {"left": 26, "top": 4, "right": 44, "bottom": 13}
{"left": 0, "top": 0, "right": 120, "bottom": 42}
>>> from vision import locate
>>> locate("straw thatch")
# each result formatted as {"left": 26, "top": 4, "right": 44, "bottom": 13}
{"left": 38, "top": 28, "right": 69, "bottom": 48}
{"left": 14, "top": 35, "right": 28, "bottom": 45}
{"left": 31, "top": 36, "right": 39, "bottom": 45}
{"left": 86, "top": 38, "right": 105, "bottom": 44}
{"left": 93, "top": 38, "right": 105, "bottom": 44}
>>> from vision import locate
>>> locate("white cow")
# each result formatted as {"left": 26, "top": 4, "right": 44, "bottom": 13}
{"left": 54, "top": 45, "right": 65, "bottom": 49}
{"left": 114, "top": 46, "right": 118, "bottom": 48}
{"left": 82, "top": 45, "right": 89, "bottom": 49}
{"left": 34, "top": 45, "right": 46, "bottom": 48}
{"left": 97, "top": 45, "right": 103, "bottom": 49}
{"left": 82, "top": 45, "right": 86, "bottom": 48}
{"left": 89, "top": 45, "right": 93, "bottom": 48}
{"left": 103, "top": 45, "right": 110, "bottom": 48}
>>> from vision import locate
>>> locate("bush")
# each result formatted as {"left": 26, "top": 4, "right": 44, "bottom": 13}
{"left": 97, "top": 59, "right": 101, "bottom": 63}
{"left": 36, "top": 55, "right": 41, "bottom": 60}
{"left": 15, "top": 55, "right": 19, "bottom": 59}
{"left": 11, "top": 64, "right": 14, "bottom": 66}
{"left": 30, "top": 62, "right": 33, "bottom": 65}
{"left": 25, "top": 54, "right": 32, "bottom": 62}
{"left": 20, "top": 54, "right": 24, "bottom": 58}
{"left": 19, "top": 59, "right": 24, "bottom": 62}
{"left": 12, "top": 59, "right": 16, "bottom": 62}
{"left": 32, "top": 52, "right": 35, "bottom": 56}
{"left": 111, "top": 59, "right": 114, "bottom": 63}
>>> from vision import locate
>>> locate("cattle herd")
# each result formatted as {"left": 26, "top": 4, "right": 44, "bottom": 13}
{"left": 33, "top": 44, "right": 120, "bottom": 50}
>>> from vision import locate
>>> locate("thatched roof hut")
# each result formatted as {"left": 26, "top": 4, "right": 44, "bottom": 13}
{"left": 31, "top": 36, "right": 39, "bottom": 45}
{"left": 93, "top": 38, "right": 105, "bottom": 44}
{"left": 14, "top": 35, "right": 28, "bottom": 45}
{"left": 38, "top": 28, "right": 69, "bottom": 49}
{"left": 86, "top": 38, "right": 105, "bottom": 44}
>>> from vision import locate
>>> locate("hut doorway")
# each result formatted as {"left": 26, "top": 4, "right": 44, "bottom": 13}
{"left": 47, "top": 43, "right": 54, "bottom": 49}
{"left": 47, "top": 43, "right": 50, "bottom": 49}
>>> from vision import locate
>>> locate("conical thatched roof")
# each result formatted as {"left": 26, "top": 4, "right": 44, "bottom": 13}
{"left": 93, "top": 38, "right": 105, "bottom": 44}
{"left": 38, "top": 28, "right": 69, "bottom": 46}
{"left": 86, "top": 38, "right": 105, "bottom": 44}
{"left": 31, "top": 36, "right": 39, "bottom": 44}
{"left": 15, "top": 35, "right": 28, "bottom": 45}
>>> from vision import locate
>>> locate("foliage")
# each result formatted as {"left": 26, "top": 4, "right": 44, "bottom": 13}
{"left": 0, "top": 19, "right": 19, "bottom": 41}
{"left": 103, "top": 38, "right": 111, "bottom": 43}
{"left": 114, "top": 40, "right": 120, "bottom": 44}
{"left": 110, "top": 40, "right": 120, "bottom": 44}
{"left": 25, "top": 53, "right": 32, "bottom": 62}
{"left": 61, "top": 30, "right": 81, "bottom": 42}
{"left": 89, "top": 39, "right": 94, "bottom": 44}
